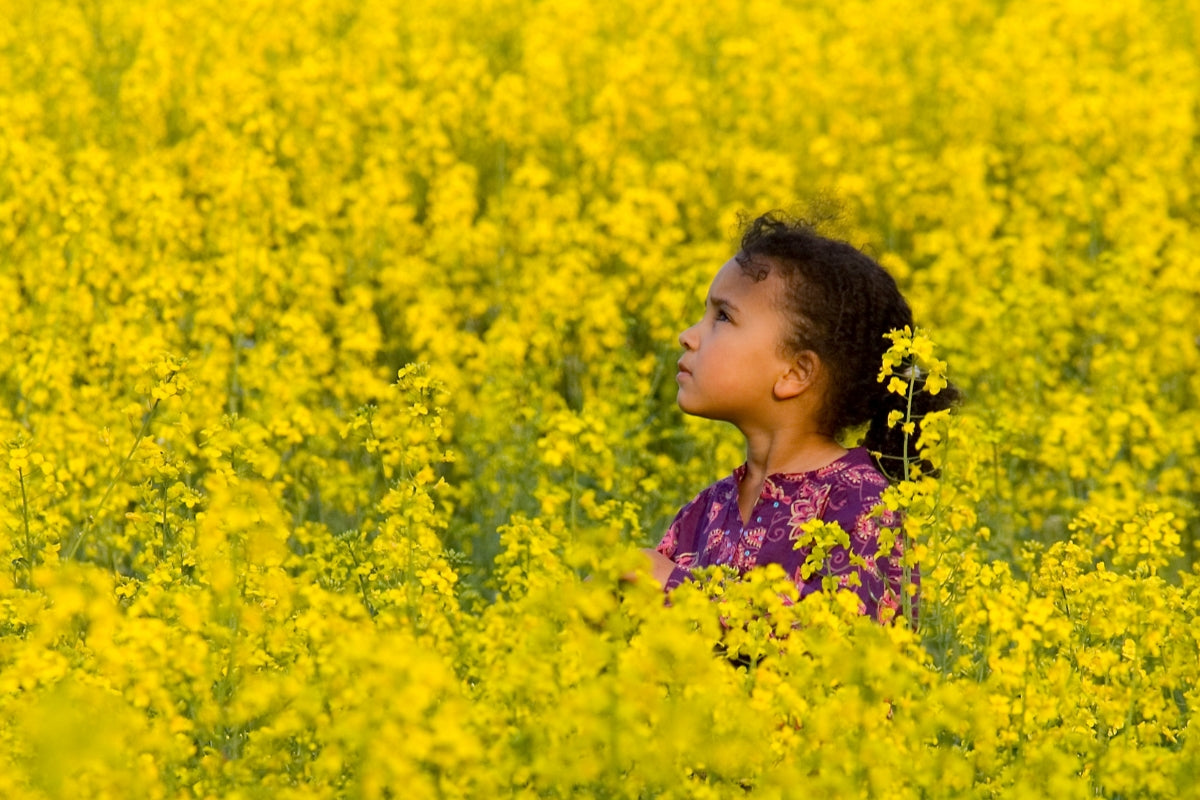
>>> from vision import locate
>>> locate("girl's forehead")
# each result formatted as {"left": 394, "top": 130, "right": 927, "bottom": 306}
{"left": 710, "top": 257, "right": 782, "bottom": 299}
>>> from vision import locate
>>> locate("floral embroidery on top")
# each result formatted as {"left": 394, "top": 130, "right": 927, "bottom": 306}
{"left": 655, "top": 447, "right": 913, "bottom": 624}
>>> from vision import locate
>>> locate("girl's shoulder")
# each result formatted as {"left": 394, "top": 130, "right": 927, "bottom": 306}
{"left": 773, "top": 447, "right": 887, "bottom": 488}
{"left": 828, "top": 447, "right": 890, "bottom": 488}
{"left": 674, "top": 471, "right": 739, "bottom": 515}
{"left": 823, "top": 449, "right": 895, "bottom": 523}
{"left": 773, "top": 448, "right": 889, "bottom": 515}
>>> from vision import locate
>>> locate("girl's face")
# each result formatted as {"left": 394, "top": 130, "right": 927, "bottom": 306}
{"left": 676, "top": 257, "right": 797, "bottom": 429}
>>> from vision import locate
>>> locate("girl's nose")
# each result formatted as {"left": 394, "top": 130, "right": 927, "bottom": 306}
{"left": 678, "top": 323, "right": 697, "bottom": 350}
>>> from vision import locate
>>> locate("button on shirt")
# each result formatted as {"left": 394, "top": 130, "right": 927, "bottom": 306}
{"left": 655, "top": 448, "right": 914, "bottom": 624}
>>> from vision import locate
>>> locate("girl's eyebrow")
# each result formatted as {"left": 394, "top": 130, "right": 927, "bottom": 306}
{"left": 707, "top": 295, "right": 739, "bottom": 313}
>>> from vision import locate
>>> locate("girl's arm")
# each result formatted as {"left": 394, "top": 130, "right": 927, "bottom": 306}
{"left": 621, "top": 548, "right": 676, "bottom": 588}
{"left": 643, "top": 548, "right": 677, "bottom": 587}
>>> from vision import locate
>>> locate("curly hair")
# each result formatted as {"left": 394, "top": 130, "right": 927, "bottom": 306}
{"left": 734, "top": 212, "right": 961, "bottom": 479}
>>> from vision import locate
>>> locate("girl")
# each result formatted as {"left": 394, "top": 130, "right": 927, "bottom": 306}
{"left": 644, "top": 212, "right": 959, "bottom": 624}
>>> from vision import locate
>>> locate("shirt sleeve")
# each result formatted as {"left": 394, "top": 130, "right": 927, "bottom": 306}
{"left": 655, "top": 486, "right": 713, "bottom": 591}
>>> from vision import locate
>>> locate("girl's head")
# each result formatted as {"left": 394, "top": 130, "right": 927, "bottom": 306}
{"left": 680, "top": 211, "right": 959, "bottom": 478}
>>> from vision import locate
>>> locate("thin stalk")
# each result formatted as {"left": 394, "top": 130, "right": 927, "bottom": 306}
{"left": 64, "top": 398, "right": 160, "bottom": 561}
{"left": 569, "top": 461, "right": 578, "bottom": 543}
{"left": 902, "top": 369, "right": 916, "bottom": 479}
{"left": 406, "top": 519, "right": 417, "bottom": 624}
{"left": 160, "top": 479, "right": 170, "bottom": 557}
{"left": 900, "top": 371, "right": 917, "bottom": 629}
{"left": 18, "top": 467, "right": 33, "bottom": 590}
{"left": 344, "top": 538, "right": 378, "bottom": 618}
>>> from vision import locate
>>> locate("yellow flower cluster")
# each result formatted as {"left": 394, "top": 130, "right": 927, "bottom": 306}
{"left": 2, "top": 0, "right": 1199, "bottom": 795}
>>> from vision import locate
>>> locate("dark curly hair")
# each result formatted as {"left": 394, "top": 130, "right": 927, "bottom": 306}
{"left": 734, "top": 212, "right": 961, "bottom": 480}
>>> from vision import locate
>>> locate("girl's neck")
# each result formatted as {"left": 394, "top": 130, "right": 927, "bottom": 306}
{"left": 741, "top": 429, "right": 848, "bottom": 482}
{"left": 733, "top": 429, "right": 847, "bottom": 527}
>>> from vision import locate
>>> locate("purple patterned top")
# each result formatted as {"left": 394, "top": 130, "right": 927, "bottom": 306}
{"left": 655, "top": 447, "right": 915, "bottom": 624}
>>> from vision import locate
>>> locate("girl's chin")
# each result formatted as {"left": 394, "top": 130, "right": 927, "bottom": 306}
{"left": 675, "top": 394, "right": 710, "bottom": 418}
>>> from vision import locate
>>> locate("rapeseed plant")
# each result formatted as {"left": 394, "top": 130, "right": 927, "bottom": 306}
{"left": 1, "top": 0, "right": 1199, "bottom": 796}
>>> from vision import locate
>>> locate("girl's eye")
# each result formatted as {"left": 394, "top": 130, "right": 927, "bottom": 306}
{"left": 715, "top": 310, "right": 730, "bottom": 323}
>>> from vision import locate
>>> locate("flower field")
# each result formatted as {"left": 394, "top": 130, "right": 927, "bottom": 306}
{"left": 2, "top": 0, "right": 1199, "bottom": 795}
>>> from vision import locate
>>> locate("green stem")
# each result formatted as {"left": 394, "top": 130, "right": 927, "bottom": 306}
{"left": 406, "top": 517, "right": 417, "bottom": 624}
{"left": 902, "top": 370, "right": 916, "bottom": 479}
{"left": 900, "top": 371, "right": 917, "bottom": 629}
{"left": 344, "top": 538, "right": 377, "bottom": 618}
{"left": 64, "top": 398, "right": 161, "bottom": 561}
{"left": 18, "top": 467, "right": 33, "bottom": 590}
{"left": 160, "top": 479, "right": 172, "bottom": 560}
{"left": 569, "top": 461, "right": 578, "bottom": 542}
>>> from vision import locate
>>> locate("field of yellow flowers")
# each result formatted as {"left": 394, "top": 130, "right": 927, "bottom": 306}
{"left": 2, "top": 0, "right": 1199, "bottom": 796}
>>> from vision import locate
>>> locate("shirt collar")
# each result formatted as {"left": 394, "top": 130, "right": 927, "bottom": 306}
{"left": 731, "top": 447, "right": 865, "bottom": 485}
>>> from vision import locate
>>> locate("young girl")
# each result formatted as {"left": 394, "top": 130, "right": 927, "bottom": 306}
{"left": 644, "top": 212, "right": 959, "bottom": 624}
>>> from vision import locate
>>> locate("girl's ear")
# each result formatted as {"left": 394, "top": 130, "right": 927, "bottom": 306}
{"left": 773, "top": 350, "right": 819, "bottom": 400}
